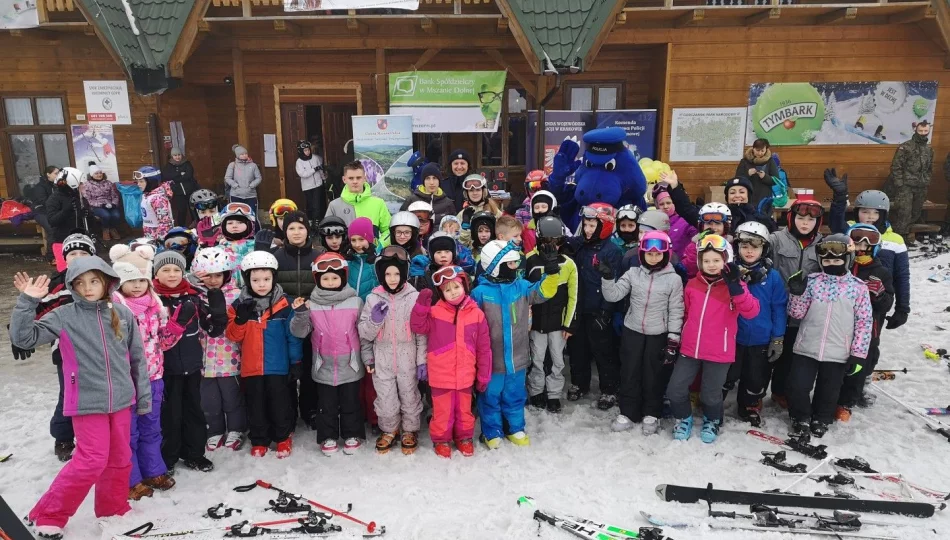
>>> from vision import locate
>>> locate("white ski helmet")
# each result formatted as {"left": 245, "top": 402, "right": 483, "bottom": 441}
{"left": 734, "top": 220, "right": 770, "bottom": 241}
{"left": 407, "top": 201, "right": 434, "bottom": 216}
{"left": 390, "top": 210, "right": 421, "bottom": 230}
{"left": 191, "top": 246, "right": 236, "bottom": 275}
{"left": 638, "top": 209, "right": 670, "bottom": 232}
{"left": 479, "top": 239, "right": 522, "bottom": 278}
{"left": 240, "top": 250, "right": 279, "bottom": 272}
{"left": 57, "top": 167, "right": 84, "bottom": 189}
{"left": 699, "top": 202, "right": 732, "bottom": 222}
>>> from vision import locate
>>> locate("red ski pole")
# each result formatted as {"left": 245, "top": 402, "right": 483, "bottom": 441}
{"left": 254, "top": 480, "right": 378, "bottom": 533}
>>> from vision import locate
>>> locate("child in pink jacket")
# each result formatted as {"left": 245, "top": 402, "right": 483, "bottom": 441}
{"left": 666, "top": 235, "right": 759, "bottom": 444}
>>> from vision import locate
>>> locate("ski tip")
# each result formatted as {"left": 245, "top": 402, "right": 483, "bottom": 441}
{"left": 654, "top": 485, "right": 667, "bottom": 500}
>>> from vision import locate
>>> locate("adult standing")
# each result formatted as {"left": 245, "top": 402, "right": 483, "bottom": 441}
{"left": 225, "top": 144, "right": 262, "bottom": 217}
{"left": 295, "top": 141, "right": 327, "bottom": 227}
{"left": 735, "top": 138, "right": 778, "bottom": 207}
{"left": 442, "top": 148, "right": 473, "bottom": 214}
{"left": 162, "top": 148, "right": 199, "bottom": 227}
{"left": 883, "top": 121, "right": 933, "bottom": 235}
{"left": 325, "top": 161, "right": 392, "bottom": 245}
{"left": 25, "top": 166, "right": 59, "bottom": 264}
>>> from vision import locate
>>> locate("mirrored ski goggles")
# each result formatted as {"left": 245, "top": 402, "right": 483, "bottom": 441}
{"left": 525, "top": 179, "right": 549, "bottom": 193}
{"left": 379, "top": 245, "right": 410, "bottom": 261}
{"left": 617, "top": 205, "right": 642, "bottom": 222}
{"left": 580, "top": 205, "right": 616, "bottom": 221}
{"left": 319, "top": 225, "right": 346, "bottom": 237}
{"left": 271, "top": 203, "right": 296, "bottom": 217}
{"left": 463, "top": 177, "right": 486, "bottom": 190}
{"left": 431, "top": 265, "right": 465, "bottom": 287}
{"left": 791, "top": 203, "right": 823, "bottom": 219}
{"left": 700, "top": 212, "right": 728, "bottom": 224}
{"left": 736, "top": 232, "right": 767, "bottom": 248}
{"left": 312, "top": 257, "right": 348, "bottom": 273}
{"left": 194, "top": 200, "right": 218, "bottom": 211}
{"left": 816, "top": 241, "right": 849, "bottom": 258}
{"left": 698, "top": 234, "right": 729, "bottom": 252}
{"left": 164, "top": 238, "right": 191, "bottom": 251}
{"left": 640, "top": 237, "right": 670, "bottom": 253}
{"left": 849, "top": 228, "right": 881, "bottom": 246}
{"left": 223, "top": 202, "right": 253, "bottom": 216}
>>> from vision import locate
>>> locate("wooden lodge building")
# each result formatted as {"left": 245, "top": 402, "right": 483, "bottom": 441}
{"left": 1, "top": 0, "right": 948, "bottom": 215}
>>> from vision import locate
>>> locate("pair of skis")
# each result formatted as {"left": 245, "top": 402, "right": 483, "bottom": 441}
{"left": 516, "top": 497, "right": 670, "bottom": 540}
{"left": 870, "top": 383, "right": 950, "bottom": 442}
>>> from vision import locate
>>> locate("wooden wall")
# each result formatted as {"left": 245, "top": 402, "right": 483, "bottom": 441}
{"left": 658, "top": 23, "right": 949, "bottom": 207}
{"left": 157, "top": 85, "right": 213, "bottom": 187}
{"left": 0, "top": 32, "right": 158, "bottom": 198}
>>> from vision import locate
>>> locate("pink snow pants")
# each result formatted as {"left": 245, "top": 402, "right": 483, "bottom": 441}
{"left": 29, "top": 409, "right": 133, "bottom": 528}
{"left": 429, "top": 387, "right": 474, "bottom": 443}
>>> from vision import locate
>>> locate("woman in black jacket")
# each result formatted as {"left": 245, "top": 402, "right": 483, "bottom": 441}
{"left": 162, "top": 147, "right": 199, "bottom": 227}
{"left": 735, "top": 138, "right": 779, "bottom": 207}
{"left": 46, "top": 168, "right": 86, "bottom": 243}
{"left": 26, "top": 166, "right": 58, "bottom": 261}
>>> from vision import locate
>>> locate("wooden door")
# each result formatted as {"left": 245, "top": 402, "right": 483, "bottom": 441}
{"left": 321, "top": 104, "right": 357, "bottom": 200}
{"left": 280, "top": 103, "right": 307, "bottom": 205}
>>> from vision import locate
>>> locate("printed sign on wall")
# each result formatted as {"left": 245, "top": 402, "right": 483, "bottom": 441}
{"left": 83, "top": 81, "right": 132, "bottom": 125}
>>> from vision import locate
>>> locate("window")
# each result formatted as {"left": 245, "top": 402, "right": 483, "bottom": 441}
{"left": 1, "top": 95, "right": 71, "bottom": 197}
{"left": 478, "top": 87, "right": 531, "bottom": 170}
{"left": 565, "top": 82, "right": 624, "bottom": 112}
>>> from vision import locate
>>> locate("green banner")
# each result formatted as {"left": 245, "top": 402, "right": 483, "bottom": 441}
{"left": 389, "top": 71, "right": 507, "bottom": 133}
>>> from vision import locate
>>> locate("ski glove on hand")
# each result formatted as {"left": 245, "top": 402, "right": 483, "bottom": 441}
{"left": 370, "top": 301, "right": 389, "bottom": 324}
{"left": 539, "top": 243, "right": 560, "bottom": 275}
{"left": 865, "top": 275, "right": 885, "bottom": 296}
{"left": 409, "top": 255, "right": 430, "bottom": 278}
{"left": 173, "top": 301, "right": 197, "bottom": 326}
{"left": 767, "top": 338, "right": 784, "bottom": 363}
{"left": 475, "top": 380, "right": 488, "bottom": 393}
{"left": 722, "top": 262, "right": 744, "bottom": 297}
{"left": 664, "top": 335, "right": 680, "bottom": 365}
{"left": 416, "top": 364, "right": 428, "bottom": 382}
{"left": 845, "top": 356, "right": 864, "bottom": 377}
{"left": 823, "top": 168, "right": 849, "bottom": 200}
{"left": 415, "top": 288, "right": 433, "bottom": 307}
{"left": 787, "top": 271, "right": 808, "bottom": 296}
{"left": 597, "top": 260, "right": 614, "bottom": 281}
{"left": 7, "top": 324, "right": 33, "bottom": 360}
{"left": 885, "top": 310, "right": 908, "bottom": 329}
{"left": 233, "top": 298, "right": 258, "bottom": 325}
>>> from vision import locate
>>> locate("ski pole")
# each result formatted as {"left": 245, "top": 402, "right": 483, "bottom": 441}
{"left": 779, "top": 455, "right": 833, "bottom": 493}
{"left": 773, "top": 471, "right": 903, "bottom": 478}
{"left": 870, "top": 383, "right": 950, "bottom": 442}
{"left": 117, "top": 515, "right": 307, "bottom": 538}
{"left": 872, "top": 368, "right": 908, "bottom": 374}
{"left": 235, "top": 480, "right": 379, "bottom": 533}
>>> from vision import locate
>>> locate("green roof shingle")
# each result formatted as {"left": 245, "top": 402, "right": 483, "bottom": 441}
{"left": 506, "top": 0, "right": 619, "bottom": 72}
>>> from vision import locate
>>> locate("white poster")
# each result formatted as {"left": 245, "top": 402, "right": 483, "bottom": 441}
{"left": 83, "top": 80, "right": 132, "bottom": 125}
{"left": 0, "top": 0, "right": 39, "bottom": 29}
{"left": 71, "top": 124, "right": 120, "bottom": 182}
{"left": 284, "top": 0, "right": 417, "bottom": 11}
{"left": 669, "top": 107, "right": 748, "bottom": 162}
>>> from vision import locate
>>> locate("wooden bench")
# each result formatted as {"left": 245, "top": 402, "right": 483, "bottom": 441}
{"left": 0, "top": 219, "right": 47, "bottom": 256}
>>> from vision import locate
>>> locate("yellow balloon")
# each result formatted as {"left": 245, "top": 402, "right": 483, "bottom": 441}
{"left": 658, "top": 162, "right": 671, "bottom": 173}
{"left": 645, "top": 164, "right": 661, "bottom": 183}
{"left": 638, "top": 157, "right": 655, "bottom": 169}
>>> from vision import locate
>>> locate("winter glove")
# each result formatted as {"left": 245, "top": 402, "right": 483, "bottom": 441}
{"left": 254, "top": 229, "right": 277, "bottom": 252}
{"left": 845, "top": 356, "right": 864, "bottom": 377}
{"left": 593, "top": 310, "right": 612, "bottom": 332}
{"left": 722, "top": 262, "right": 744, "bottom": 297}
{"left": 7, "top": 324, "right": 33, "bottom": 360}
{"left": 476, "top": 379, "right": 488, "bottom": 393}
{"left": 233, "top": 298, "right": 257, "bottom": 325}
{"left": 415, "top": 288, "right": 433, "bottom": 307}
{"left": 865, "top": 276, "right": 885, "bottom": 297}
{"left": 288, "top": 362, "right": 302, "bottom": 382}
{"left": 539, "top": 243, "right": 560, "bottom": 275}
{"left": 196, "top": 216, "right": 221, "bottom": 247}
{"left": 823, "top": 168, "right": 849, "bottom": 201}
{"left": 416, "top": 364, "right": 428, "bottom": 382}
{"left": 597, "top": 260, "right": 615, "bottom": 281}
{"left": 174, "top": 301, "right": 197, "bottom": 326}
{"left": 786, "top": 271, "right": 808, "bottom": 297}
{"left": 885, "top": 310, "right": 908, "bottom": 330}
{"left": 767, "top": 338, "right": 784, "bottom": 363}
{"left": 409, "top": 255, "right": 430, "bottom": 278}
{"left": 370, "top": 301, "right": 389, "bottom": 325}
{"left": 664, "top": 335, "right": 680, "bottom": 365}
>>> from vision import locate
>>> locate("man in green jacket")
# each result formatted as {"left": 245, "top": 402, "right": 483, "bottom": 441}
{"left": 883, "top": 121, "right": 933, "bottom": 236}
{"left": 325, "top": 161, "right": 392, "bottom": 245}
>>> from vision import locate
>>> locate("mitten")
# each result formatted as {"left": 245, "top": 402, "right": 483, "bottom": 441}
{"left": 234, "top": 298, "right": 257, "bottom": 325}
{"left": 370, "top": 302, "right": 389, "bottom": 324}
{"left": 409, "top": 255, "right": 430, "bottom": 278}
{"left": 885, "top": 310, "right": 907, "bottom": 330}
{"left": 767, "top": 338, "right": 784, "bottom": 363}
{"left": 415, "top": 288, "right": 433, "bottom": 307}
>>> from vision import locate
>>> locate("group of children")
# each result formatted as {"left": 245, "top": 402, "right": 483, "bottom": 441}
{"left": 8, "top": 160, "right": 912, "bottom": 539}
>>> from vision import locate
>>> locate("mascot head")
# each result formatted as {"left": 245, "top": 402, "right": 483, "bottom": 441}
{"left": 574, "top": 127, "right": 647, "bottom": 210}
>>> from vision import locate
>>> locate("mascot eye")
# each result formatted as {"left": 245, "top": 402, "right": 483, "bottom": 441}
{"left": 585, "top": 160, "right": 592, "bottom": 168}
{"left": 605, "top": 159, "right": 617, "bottom": 172}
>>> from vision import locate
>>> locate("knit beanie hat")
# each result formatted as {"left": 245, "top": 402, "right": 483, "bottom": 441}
{"left": 347, "top": 217, "right": 376, "bottom": 243}
{"left": 110, "top": 243, "right": 156, "bottom": 284}
{"left": 654, "top": 191, "right": 674, "bottom": 216}
{"left": 420, "top": 163, "right": 443, "bottom": 183}
{"left": 61, "top": 232, "right": 96, "bottom": 258}
{"left": 153, "top": 251, "right": 187, "bottom": 277}
{"left": 428, "top": 232, "right": 457, "bottom": 258}
{"left": 232, "top": 144, "right": 248, "bottom": 158}
{"left": 281, "top": 210, "right": 311, "bottom": 240}
{"left": 725, "top": 176, "right": 754, "bottom": 198}
{"left": 170, "top": 147, "right": 183, "bottom": 157}
{"left": 88, "top": 164, "right": 102, "bottom": 176}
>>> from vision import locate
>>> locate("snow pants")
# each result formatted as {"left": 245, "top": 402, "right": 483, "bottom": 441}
{"left": 374, "top": 371, "right": 422, "bottom": 434}
{"left": 315, "top": 381, "right": 364, "bottom": 442}
{"left": 429, "top": 387, "right": 475, "bottom": 443}
{"left": 297, "top": 339, "right": 319, "bottom": 423}
{"left": 528, "top": 330, "right": 566, "bottom": 399}
{"left": 667, "top": 355, "right": 731, "bottom": 422}
{"left": 161, "top": 372, "right": 206, "bottom": 468}
{"left": 29, "top": 409, "right": 132, "bottom": 528}
{"left": 129, "top": 380, "right": 166, "bottom": 487}
{"left": 361, "top": 375, "right": 379, "bottom": 426}
{"left": 569, "top": 316, "right": 620, "bottom": 395}
{"left": 618, "top": 328, "right": 668, "bottom": 422}
{"left": 724, "top": 344, "right": 772, "bottom": 408}
{"left": 50, "top": 358, "right": 75, "bottom": 443}
{"left": 769, "top": 325, "right": 799, "bottom": 398}
{"left": 787, "top": 354, "right": 847, "bottom": 425}
{"left": 201, "top": 376, "right": 247, "bottom": 437}
{"left": 244, "top": 375, "right": 294, "bottom": 447}
{"left": 838, "top": 338, "right": 880, "bottom": 408}
{"left": 477, "top": 369, "right": 527, "bottom": 440}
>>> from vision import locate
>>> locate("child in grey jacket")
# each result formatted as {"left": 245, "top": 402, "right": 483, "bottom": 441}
{"left": 11, "top": 257, "right": 151, "bottom": 538}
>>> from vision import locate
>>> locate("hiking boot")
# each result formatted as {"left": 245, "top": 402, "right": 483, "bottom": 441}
{"left": 597, "top": 394, "right": 617, "bottom": 410}
{"left": 434, "top": 442, "right": 452, "bottom": 458}
{"left": 142, "top": 474, "right": 175, "bottom": 491}
{"left": 546, "top": 399, "right": 562, "bottom": 413}
{"left": 400, "top": 432, "right": 418, "bottom": 455}
{"left": 836, "top": 406, "right": 852, "bottom": 423}
{"left": 528, "top": 394, "right": 547, "bottom": 409}
{"left": 129, "top": 482, "right": 154, "bottom": 501}
{"left": 276, "top": 437, "right": 293, "bottom": 459}
{"left": 375, "top": 432, "right": 398, "bottom": 454}
{"left": 54, "top": 440, "right": 74, "bottom": 462}
{"left": 102, "top": 229, "right": 112, "bottom": 241}
{"left": 110, "top": 228, "right": 121, "bottom": 240}
{"left": 182, "top": 456, "right": 214, "bottom": 472}
{"left": 567, "top": 385, "right": 587, "bottom": 402}
{"left": 455, "top": 438, "right": 475, "bottom": 457}
{"left": 771, "top": 393, "right": 789, "bottom": 410}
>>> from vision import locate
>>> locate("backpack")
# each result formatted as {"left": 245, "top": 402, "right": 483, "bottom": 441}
{"left": 770, "top": 153, "right": 790, "bottom": 208}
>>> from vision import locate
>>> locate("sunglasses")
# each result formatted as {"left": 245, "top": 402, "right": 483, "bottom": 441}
{"left": 640, "top": 237, "right": 670, "bottom": 253}
{"left": 194, "top": 201, "right": 218, "bottom": 211}
{"left": 698, "top": 234, "right": 729, "bottom": 252}
{"left": 379, "top": 245, "right": 410, "bottom": 261}
{"left": 849, "top": 228, "right": 881, "bottom": 246}
{"left": 223, "top": 202, "right": 253, "bottom": 216}
{"left": 736, "top": 232, "right": 766, "bottom": 248}
{"left": 320, "top": 226, "right": 346, "bottom": 237}
{"left": 271, "top": 204, "right": 296, "bottom": 217}
{"left": 791, "top": 203, "right": 823, "bottom": 219}
{"left": 431, "top": 265, "right": 465, "bottom": 287}
{"left": 816, "top": 241, "right": 849, "bottom": 258}
{"left": 312, "top": 257, "right": 348, "bottom": 273}
{"left": 700, "top": 212, "right": 728, "bottom": 223}
{"left": 463, "top": 178, "right": 486, "bottom": 190}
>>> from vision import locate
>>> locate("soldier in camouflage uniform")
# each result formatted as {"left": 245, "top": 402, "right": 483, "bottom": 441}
{"left": 883, "top": 121, "right": 933, "bottom": 236}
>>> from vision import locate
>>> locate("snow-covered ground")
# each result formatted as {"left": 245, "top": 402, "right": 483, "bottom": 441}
{"left": 1, "top": 251, "right": 950, "bottom": 540}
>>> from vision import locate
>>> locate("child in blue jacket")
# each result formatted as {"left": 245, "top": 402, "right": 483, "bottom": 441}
{"left": 722, "top": 221, "right": 787, "bottom": 427}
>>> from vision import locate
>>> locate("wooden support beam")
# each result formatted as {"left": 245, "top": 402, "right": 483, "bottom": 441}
{"left": 198, "top": 19, "right": 211, "bottom": 32}
{"left": 932, "top": 0, "right": 950, "bottom": 67}
{"left": 674, "top": 9, "right": 704, "bottom": 28}
{"left": 616, "top": 12, "right": 627, "bottom": 25}
{"left": 421, "top": 17, "right": 436, "bottom": 33}
{"left": 375, "top": 48, "right": 387, "bottom": 114}
{"left": 497, "top": 17, "right": 508, "bottom": 32}
{"left": 815, "top": 7, "right": 857, "bottom": 25}
{"left": 745, "top": 7, "right": 780, "bottom": 26}
{"left": 346, "top": 10, "right": 365, "bottom": 31}
{"left": 412, "top": 48, "right": 441, "bottom": 70}
{"left": 485, "top": 49, "right": 537, "bottom": 98}
{"left": 241, "top": 0, "right": 251, "bottom": 17}
{"left": 168, "top": 0, "right": 211, "bottom": 78}
{"left": 495, "top": 0, "right": 542, "bottom": 75}
{"left": 888, "top": 5, "right": 933, "bottom": 24}
{"left": 273, "top": 19, "right": 300, "bottom": 34}
{"left": 233, "top": 48, "right": 249, "bottom": 149}
{"left": 36, "top": 0, "right": 49, "bottom": 24}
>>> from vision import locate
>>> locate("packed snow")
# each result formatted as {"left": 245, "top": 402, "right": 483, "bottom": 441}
{"left": 1, "top": 252, "right": 949, "bottom": 540}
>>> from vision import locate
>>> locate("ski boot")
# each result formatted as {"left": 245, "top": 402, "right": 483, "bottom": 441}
{"left": 434, "top": 442, "right": 452, "bottom": 458}
{"left": 611, "top": 414, "right": 634, "bottom": 432}
{"left": 788, "top": 420, "right": 809, "bottom": 438}
{"left": 401, "top": 432, "right": 418, "bottom": 455}
{"left": 182, "top": 456, "right": 214, "bottom": 472}
{"left": 506, "top": 431, "right": 530, "bottom": 446}
{"left": 528, "top": 394, "right": 547, "bottom": 409}
{"left": 672, "top": 417, "right": 693, "bottom": 441}
{"left": 597, "top": 394, "right": 617, "bottom": 410}
{"left": 835, "top": 406, "right": 852, "bottom": 422}
{"left": 375, "top": 432, "right": 398, "bottom": 454}
{"left": 738, "top": 405, "right": 762, "bottom": 427}
{"left": 642, "top": 415, "right": 659, "bottom": 436}
{"left": 546, "top": 398, "right": 562, "bottom": 413}
{"left": 276, "top": 437, "right": 293, "bottom": 459}
{"left": 809, "top": 420, "right": 829, "bottom": 438}
{"left": 480, "top": 434, "right": 502, "bottom": 450}
{"left": 700, "top": 417, "right": 721, "bottom": 444}
{"left": 455, "top": 438, "right": 475, "bottom": 457}
{"left": 53, "top": 440, "right": 74, "bottom": 462}
{"left": 143, "top": 474, "right": 175, "bottom": 491}
{"left": 33, "top": 525, "right": 63, "bottom": 540}
{"left": 567, "top": 385, "right": 587, "bottom": 402}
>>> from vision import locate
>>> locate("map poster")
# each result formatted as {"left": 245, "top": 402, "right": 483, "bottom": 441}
{"left": 747, "top": 81, "right": 937, "bottom": 146}
{"left": 352, "top": 114, "right": 414, "bottom": 214}
{"left": 669, "top": 108, "right": 747, "bottom": 162}
{"left": 525, "top": 110, "right": 595, "bottom": 173}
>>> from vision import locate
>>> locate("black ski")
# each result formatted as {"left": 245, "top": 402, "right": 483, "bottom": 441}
{"left": 655, "top": 483, "right": 940, "bottom": 517}
{"left": 0, "top": 495, "right": 34, "bottom": 540}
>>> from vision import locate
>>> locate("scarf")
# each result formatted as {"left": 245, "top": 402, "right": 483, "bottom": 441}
{"left": 153, "top": 278, "right": 198, "bottom": 297}
{"left": 308, "top": 284, "right": 356, "bottom": 306}
{"left": 121, "top": 292, "right": 159, "bottom": 316}
{"left": 239, "top": 283, "right": 286, "bottom": 315}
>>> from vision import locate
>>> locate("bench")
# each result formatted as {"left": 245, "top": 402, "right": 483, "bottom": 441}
{"left": 0, "top": 219, "right": 47, "bottom": 256}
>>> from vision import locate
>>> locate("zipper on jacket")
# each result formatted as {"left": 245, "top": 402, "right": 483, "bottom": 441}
{"left": 694, "top": 282, "right": 713, "bottom": 358}
{"left": 390, "top": 293, "right": 397, "bottom": 373}
{"left": 97, "top": 304, "right": 114, "bottom": 412}
{"left": 296, "top": 254, "right": 301, "bottom": 297}
{"left": 641, "top": 274, "right": 654, "bottom": 334}
{"left": 818, "top": 298, "right": 834, "bottom": 362}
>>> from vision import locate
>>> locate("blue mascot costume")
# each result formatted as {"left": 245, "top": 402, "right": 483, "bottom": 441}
{"left": 408, "top": 151, "right": 429, "bottom": 192}
{"left": 547, "top": 127, "right": 648, "bottom": 231}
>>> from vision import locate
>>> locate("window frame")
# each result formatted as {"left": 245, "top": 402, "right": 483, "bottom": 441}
{"left": 476, "top": 86, "right": 531, "bottom": 174}
{"left": 564, "top": 81, "right": 625, "bottom": 112}
{"left": 0, "top": 92, "right": 72, "bottom": 198}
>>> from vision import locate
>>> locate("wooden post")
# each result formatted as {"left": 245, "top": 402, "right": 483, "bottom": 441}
{"left": 376, "top": 49, "right": 387, "bottom": 114}
{"left": 233, "top": 48, "right": 249, "bottom": 149}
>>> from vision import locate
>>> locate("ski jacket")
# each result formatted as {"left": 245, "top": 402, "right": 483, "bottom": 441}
{"left": 668, "top": 213, "right": 698, "bottom": 260}
{"left": 410, "top": 295, "right": 492, "bottom": 390}
{"left": 141, "top": 183, "right": 174, "bottom": 241}
{"left": 525, "top": 250, "right": 579, "bottom": 334}
{"left": 220, "top": 237, "right": 255, "bottom": 286}
{"left": 851, "top": 259, "right": 894, "bottom": 341}
{"left": 400, "top": 187, "right": 456, "bottom": 226}
{"left": 602, "top": 264, "right": 684, "bottom": 337}
{"left": 24, "top": 178, "right": 53, "bottom": 214}
{"left": 81, "top": 178, "right": 119, "bottom": 208}
{"left": 158, "top": 288, "right": 227, "bottom": 376}
{"left": 358, "top": 284, "right": 427, "bottom": 380}
{"left": 290, "top": 285, "right": 371, "bottom": 386}
{"left": 347, "top": 251, "right": 379, "bottom": 301}
{"left": 200, "top": 282, "right": 242, "bottom": 377}
{"left": 326, "top": 183, "right": 392, "bottom": 245}
{"left": 736, "top": 265, "right": 788, "bottom": 347}
{"left": 669, "top": 183, "right": 775, "bottom": 237}
{"left": 162, "top": 160, "right": 198, "bottom": 200}
{"left": 46, "top": 185, "right": 84, "bottom": 242}
{"left": 788, "top": 272, "right": 872, "bottom": 363}
{"left": 10, "top": 257, "right": 151, "bottom": 416}
{"left": 470, "top": 276, "right": 557, "bottom": 374}
{"left": 769, "top": 228, "right": 823, "bottom": 327}
{"left": 566, "top": 236, "right": 624, "bottom": 314}
{"left": 888, "top": 135, "right": 934, "bottom": 188}
{"left": 735, "top": 148, "right": 779, "bottom": 206}
{"left": 296, "top": 155, "right": 326, "bottom": 191}
{"left": 680, "top": 274, "right": 760, "bottom": 363}
{"left": 457, "top": 202, "right": 502, "bottom": 248}
{"left": 226, "top": 293, "right": 302, "bottom": 377}
{"left": 224, "top": 158, "right": 262, "bottom": 199}
{"left": 273, "top": 243, "right": 319, "bottom": 299}
{"left": 111, "top": 290, "right": 173, "bottom": 381}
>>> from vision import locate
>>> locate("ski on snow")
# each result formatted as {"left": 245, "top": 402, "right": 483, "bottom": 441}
{"left": 655, "top": 483, "right": 940, "bottom": 517}
{"left": 706, "top": 522, "right": 900, "bottom": 539}
{"left": 516, "top": 497, "right": 670, "bottom": 539}
{"left": 0, "top": 495, "right": 34, "bottom": 540}
{"left": 746, "top": 430, "right": 829, "bottom": 459}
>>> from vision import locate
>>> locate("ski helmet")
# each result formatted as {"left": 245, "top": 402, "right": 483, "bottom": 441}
{"left": 579, "top": 203, "right": 617, "bottom": 241}
{"left": 696, "top": 233, "right": 733, "bottom": 265}
{"left": 853, "top": 190, "right": 890, "bottom": 233}
{"left": 428, "top": 232, "right": 458, "bottom": 261}
{"left": 638, "top": 230, "right": 672, "bottom": 271}
{"left": 699, "top": 202, "right": 732, "bottom": 223}
{"left": 536, "top": 215, "right": 566, "bottom": 240}
{"left": 374, "top": 245, "right": 410, "bottom": 294}
{"left": 311, "top": 252, "right": 348, "bottom": 290}
{"left": 407, "top": 201, "right": 434, "bottom": 217}
{"left": 316, "top": 215, "right": 348, "bottom": 252}
{"left": 617, "top": 204, "right": 643, "bottom": 224}
{"left": 847, "top": 223, "right": 882, "bottom": 258}
{"left": 56, "top": 167, "right": 83, "bottom": 189}
{"left": 525, "top": 170, "right": 549, "bottom": 195}
{"left": 638, "top": 209, "right": 670, "bottom": 233}
{"left": 191, "top": 246, "right": 235, "bottom": 282}
{"left": 240, "top": 250, "right": 279, "bottom": 293}
{"left": 469, "top": 211, "right": 496, "bottom": 249}
{"left": 734, "top": 220, "right": 772, "bottom": 261}
{"left": 190, "top": 189, "right": 219, "bottom": 210}
{"left": 134, "top": 166, "right": 161, "bottom": 181}
{"left": 220, "top": 202, "right": 257, "bottom": 240}
{"left": 480, "top": 239, "right": 523, "bottom": 282}
{"left": 269, "top": 198, "right": 298, "bottom": 227}
{"left": 530, "top": 190, "right": 557, "bottom": 222}
{"left": 297, "top": 140, "right": 312, "bottom": 160}
{"left": 462, "top": 174, "right": 488, "bottom": 203}
{"left": 787, "top": 200, "right": 823, "bottom": 239}
{"left": 816, "top": 233, "right": 852, "bottom": 276}
{"left": 431, "top": 265, "right": 470, "bottom": 303}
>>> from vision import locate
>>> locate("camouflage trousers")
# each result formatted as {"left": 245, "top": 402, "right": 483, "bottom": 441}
{"left": 883, "top": 182, "right": 928, "bottom": 235}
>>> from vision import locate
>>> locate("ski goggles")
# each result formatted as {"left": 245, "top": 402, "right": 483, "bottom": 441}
{"left": 698, "top": 234, "right": 729, "bottom": 252}
{"left": 379, "top": 245, "right": 410, "bottom": 261}
{"left": 640, "top": 236, "right": 670, "bottom": 253}
{"left": 816, "top": 241, "right": 849, "bottom": 258}
{"left": 525, "top": 178, "right": 549, "bottom": 193}
{"left": 700, "top": 212, "right": 729, "bottom": 224}
{"left": 849, "top": 228, "right": 881, "bottom": 246}
{"left": 431, "top": 265, "right": 465, "bottom": 287}
{"left": 270, "top": 203, "right": 296, "bottom": 217}
{"left": 319, "top": 225, "right": 346, "bottom": 238}
{"left": 791, "top": 203, "right": 823, "bottom": 219}
{"left": 164, "top": 237, "right": 191, "bottom": 251}
{"left": 580, "top": 205, "right": 616, "bottom": 221}
{"left": 132, "top": 170, "right": 159, "bottom": 181}
{"left": 616, "top": 205, "right": 642, "bottom": 223}
{"left": 223, "top": 202, "right": 254, "bottom": 217}
{"left": 736, "top": 232, "right": 767, "bottom": 248}
{"left": 312, "top": 256, "right": 348, "bottom": 273}
{"left": 463, "top": 177, "right": 487, "bottom": 190}
{"left": 194, "top": 200, "right": 218, "bottom": 211}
